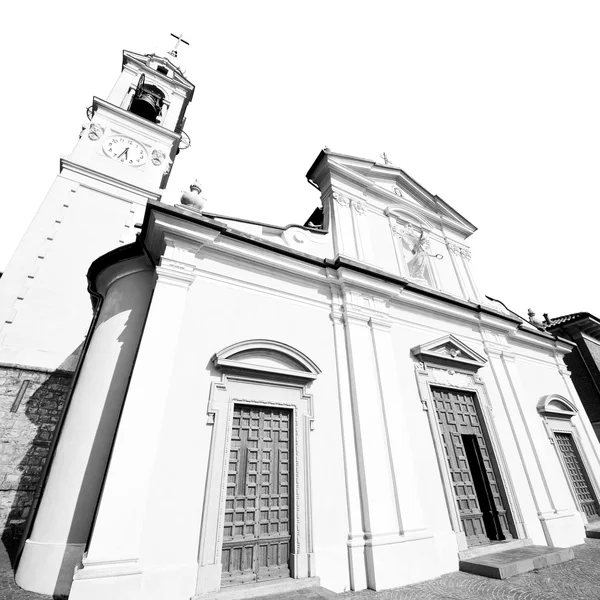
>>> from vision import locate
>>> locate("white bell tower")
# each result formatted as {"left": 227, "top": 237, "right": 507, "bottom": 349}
{"left": 0, "top": 48, "right": 195, "bottom": 371}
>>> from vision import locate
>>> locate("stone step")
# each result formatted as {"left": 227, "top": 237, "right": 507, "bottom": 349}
{"left": 585, "top": 521, "right": 600, "bottom": 539}
{"left": 194, "top": 577, "right": 335, "bottom": 600}
{"left": 459, "top": 538, "right": 533, "bottom": 560}
{"left": 459, "top": 545, "right": 574, "bottom": 579}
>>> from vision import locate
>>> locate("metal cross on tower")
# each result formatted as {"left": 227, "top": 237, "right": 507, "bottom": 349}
{"left": 168, "top": 33, "right": 190, "bottom": 58}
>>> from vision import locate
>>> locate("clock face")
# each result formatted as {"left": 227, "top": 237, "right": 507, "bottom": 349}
{"left": 103, "top": 136, "right": 148, "bottom": 165}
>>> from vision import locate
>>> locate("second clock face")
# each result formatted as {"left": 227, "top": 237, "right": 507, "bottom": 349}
{"left": 104, "top": 136, "right": 148, "bottom": 165}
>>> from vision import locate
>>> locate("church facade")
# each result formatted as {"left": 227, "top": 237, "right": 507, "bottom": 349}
{"left": 3, "top": 48, "right": 600, "bottom": 600}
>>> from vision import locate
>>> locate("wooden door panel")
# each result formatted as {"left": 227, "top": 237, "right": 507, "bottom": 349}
{"left": 555, "top": 432, "right": 600, "bottom": 521}
{"left": 432, "top": 387, "right": 512, "bottom": 546}
{"left": 221, "top": 405, "right": 292, "bottom": 586}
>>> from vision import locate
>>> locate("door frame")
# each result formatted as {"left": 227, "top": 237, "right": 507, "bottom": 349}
{"left": 412, "top": 335, "right": 522, "bottom": 551}
{"left": 194, "top": 340, "right": 320, "bottom": 595}
{"left": 538, "top": 394, "right": 600, "bottom": 523}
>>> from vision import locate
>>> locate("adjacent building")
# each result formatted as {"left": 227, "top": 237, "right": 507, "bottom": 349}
{"left": 547, "top": 313, "right": 600, "bottom": 441}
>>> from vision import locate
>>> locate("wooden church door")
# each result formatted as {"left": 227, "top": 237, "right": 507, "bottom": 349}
{"left": 432, "top": 387, "right": 513, "bottom": 546}
{"left": 221, "top": 405, "right": 292, "bottom": 586}
{"left": 555, "top": 431, "right": 600, "bottom": 521}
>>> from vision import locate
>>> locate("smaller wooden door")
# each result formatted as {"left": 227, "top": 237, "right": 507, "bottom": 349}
{"left": 221, "top": 405, "right": 292, "bottom": 587}
{"left": 555, "top": 432, "right": 600, "bottom": 521}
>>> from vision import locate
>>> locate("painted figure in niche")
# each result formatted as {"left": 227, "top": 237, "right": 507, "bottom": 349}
{"left": 399, "top": 229, "right": 432, "bottom": 286}
{"left": 394, "top": 222, "right": 437, "bottom": 286}
{"left": 407, "top": 231, "right": 430, "bottom": 279}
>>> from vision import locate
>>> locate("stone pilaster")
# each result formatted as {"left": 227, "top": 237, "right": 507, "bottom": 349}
{"left": 68, "top": 237, "right": 203, "bottom": 600}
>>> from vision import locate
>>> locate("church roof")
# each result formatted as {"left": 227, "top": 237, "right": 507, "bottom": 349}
{"left": 547, "top": 312, "right": 600, "bottom": 339}
{"left": 549, "top": 312, "right": 590, "bottom": 326}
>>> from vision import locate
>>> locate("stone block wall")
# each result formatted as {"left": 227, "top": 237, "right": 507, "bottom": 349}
{"left": 0, "top": 364, "right": 72, "bottom": 540}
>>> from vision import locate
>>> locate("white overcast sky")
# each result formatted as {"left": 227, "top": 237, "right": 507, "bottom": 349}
{"left": 1, "top": 1, "right": 598, "bottom": 321}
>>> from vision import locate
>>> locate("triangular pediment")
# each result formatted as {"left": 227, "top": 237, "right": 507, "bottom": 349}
{"left": 411, "top": 335, "right": 486, "bottom": 370}
{"left": 306, "top": 151, "right": 476, "bottom": 238}
{"left": 123, "top": 50, "right": 194, "bottom": 93}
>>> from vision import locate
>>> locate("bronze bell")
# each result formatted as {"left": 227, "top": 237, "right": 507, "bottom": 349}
{"left": 130, "top": 84, "right": 164, "bottom": 123}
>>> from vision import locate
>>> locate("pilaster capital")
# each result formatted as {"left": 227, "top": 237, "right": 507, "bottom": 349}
{"left": 369, "top": 316, "right": 392, "bottom": 331}
{"left": 351, "top": 199, "right": 367, "bottom": 215}
{"left": 446, "top": 241, "right": 471, "bottom": 260}
{"left": 156, "top": 260, "right": 195, "bottom": 288}
{"left": 483, "top": 342, "right": 512, "bottom": 361}
{"left": 331, "top": 190, "right": 367, "bottom": 215}
{"left": 156, "top": 235, "right": 201, "bottom": 288}
{"left": 329, "top": 308, "right": 344, "bottom": 325}
{"left": 500, "top": 351, "right": 517, "bottom": 363}
{"left": 332, "top": 191, "right": 350, "bottom": 207}
{"left": 342, "top": 307, "right": 371, "bottom": 326}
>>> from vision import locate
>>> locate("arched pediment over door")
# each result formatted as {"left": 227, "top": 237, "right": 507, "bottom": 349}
{"left": 537, "top": 394, "right": 578, "bottom": 419}
{"left": 212, "top": 339, "right": 321, "bottom": 382}
{"left": 198, "top": 339, "right": 320, "bottom": 594}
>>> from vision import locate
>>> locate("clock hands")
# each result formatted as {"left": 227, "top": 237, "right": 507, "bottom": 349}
{"left": 117, "top": 147, "right": 129, "bottom": 160}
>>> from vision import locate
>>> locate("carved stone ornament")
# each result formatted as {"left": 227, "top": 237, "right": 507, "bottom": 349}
{"left": 437, "top": 345, "right": 462, "bottom": 358}
{"left": 332, "top": 191, "right": 350, "bottom": 207}
{"left": 393, "top": 186, "right": 404, "bottom": 197}
{"left": 151, "top": 149, "right": 166, "bottom": 166}
{"left": 180, "top": 179, "right": 206, "bottom": 212}
{"left": 87, "top": 123, "right": 105, "bottom": 141}
{"left": 164, "top": 159, "right": 173, "bottom": 176}
{"left": 352, "top": 200, "right": 367, "bottom": 215}
{"left": 392, "top": 222, "right": 416, "bottom": 238}
{"left": 429, "top": 367, "right": 475, "bottom": 389}
{"left": 446, "top": 242, "right": 471, "bottom": 260}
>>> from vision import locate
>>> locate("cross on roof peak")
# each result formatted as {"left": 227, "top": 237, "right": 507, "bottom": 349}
{"left": 379, "top": 152, "right": 392, "bottom": 165}
{"left": 168, "top": 33, "right": 190, "bottom": 58}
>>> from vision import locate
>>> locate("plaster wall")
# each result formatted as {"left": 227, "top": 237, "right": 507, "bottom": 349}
{"left": 61, "top": 243, "right": 600, "bottom": 600}
{"left": 125, "top": 250, "right": 548, "bottom": 596}
{"left": 514, "top": 352, "right": 600, "bottom": 537}
{"left": 136, "top": 259, "right": 349, "bottom": 595}
{"left": 387, "top": 305, "right": 544, "bottom": 545}
{"left": 0, "top": 177, "right": 139, "bottom": 370}
{"left": 363, "top": 211, "right": 399, "bottom": 275}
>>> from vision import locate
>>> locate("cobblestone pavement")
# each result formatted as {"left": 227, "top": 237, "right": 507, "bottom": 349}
{"left": 340, "top": 538, "right": 600, "bottom": 600}
{"left": 1, "top": 538, "right": 599, "bottom": 599}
